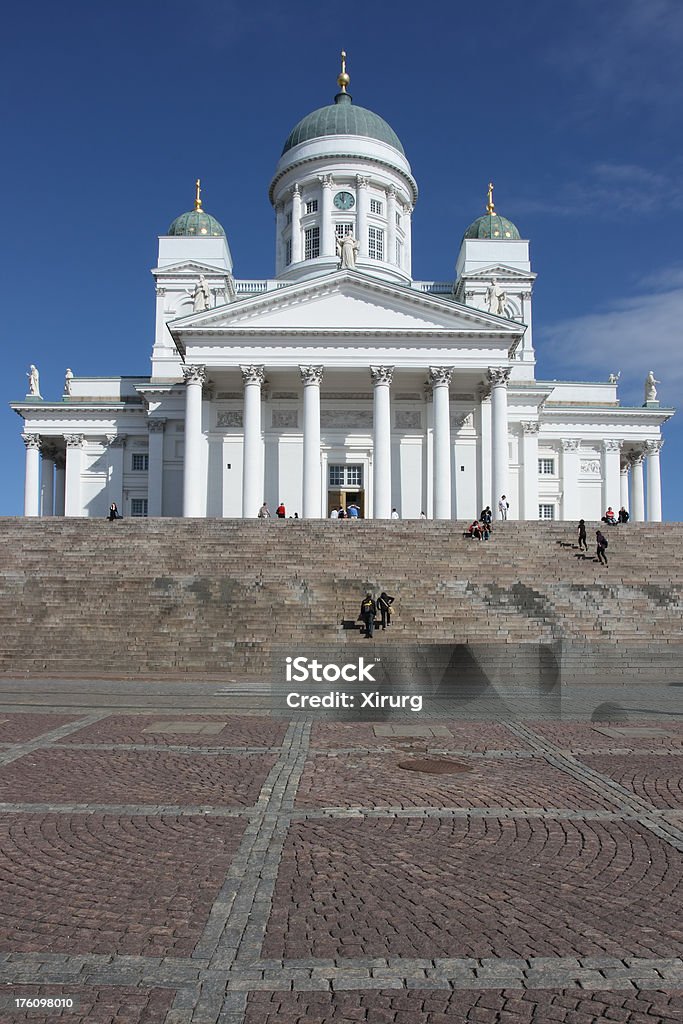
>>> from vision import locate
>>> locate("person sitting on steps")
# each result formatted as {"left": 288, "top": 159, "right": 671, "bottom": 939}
{"left": 107, "top": 502, "right": 122, "bottom": 521}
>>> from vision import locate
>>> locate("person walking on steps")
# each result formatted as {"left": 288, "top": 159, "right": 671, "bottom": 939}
{"left": 578, "top": 519, "right": 588, "bottom": 551}
{"left": 596, "top": 529, "right": 609, "bottom": 567}
{"left": 358, "top": 593, "right": 376, "bottom": 638}
{"left": 377, "top": 591, "right": 394, "bottom": 630}
{"left": 498, "top": 495, "right": 509, "bottom": 520}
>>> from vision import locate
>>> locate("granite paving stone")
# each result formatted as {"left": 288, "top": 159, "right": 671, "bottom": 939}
{"left": 0, "top": 814, "right": 245, "bottom": 956}
{"left": 0, "top": 749, "right": 275, "bottom": 807}
{"left": 262, "top": 817, "right": 683, "bottom": 960}
{"left": 295, "top": 751, "right": 622, "bottom": 810}
{"left": 56, "top": 714, "right": 287, "bottom": 749}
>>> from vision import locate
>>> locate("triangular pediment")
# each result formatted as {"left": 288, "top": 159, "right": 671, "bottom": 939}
{"left": 168, "top": 270, "right": 522, "bottom": 336}
{"left": 460, "top": 263, "right": 536, "bottom": 283}
{"left": 152, "top": 260, "right": 229, "bottom": 278}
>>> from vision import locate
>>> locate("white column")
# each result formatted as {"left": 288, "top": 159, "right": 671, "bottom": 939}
{"left": 488, "top": 367, "right": 511, "bottom": 518}
{"left": 630, "top": 452, "right": 645, "bottom": 522}
{"left": 404, "top": 204, "right": 413, "bottom": 279}
{"left": 107, "top": 434, "right": 127, "bottom": 511}
{"left": 148, "top": 419, "right": 165, "bottom": 517}
{"left": 54, "top": 452, "right": 66, "bottom": 516}
{"left": 561, "top": 440, "right": 581, "bottom": 521}
{"left": 429, "top": 367, "right": 453, "bottom": 520}
{"left": 356, "top": 175, "right": 369, "bottom": 258}
{"left": 386, "top": 187, "right": 397, "bottom": 265}
{"left": 182, "top": 365, "right": 206, "bottom": 517}
{"left": 371, "top": 365, "right": 393, "bottom": 519}
{"left": 290, "top": 185, "right": 302, "bottom": 264}
{"left": 241, "top": 365, "right": 265, "bottom": 518}
{"left": 41, "top": 445, "right": 56, "bottom": 517}
{"left": 479, "top": 390, "right": 492, "bottom": 511}
{"left": 645, "top": 439, "right": 663, "bottom": 522}
{"left": 275, "top": 202, "right": 284, "bottom": 275}
{"left": 64, "top": 434, "right": 85, "bottom": 517}
{"left": 520, "top": 422, "right": 539, "bottom": 520}
{"left": 319, "top": 175, "right": 335, "bottom": 258}
{"left": 300, "top": 365, "right": 323, "bottom": 518}
{"left": 620, "top": 462, "right": 630, "bottom": 512}
{"left": 601, "top": 439, "right": 622, "bottom": 514}
{"left": 22, "top": 433, "right": 41, "bottom": 517}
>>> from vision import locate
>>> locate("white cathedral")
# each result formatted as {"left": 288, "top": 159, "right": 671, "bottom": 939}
{"left": 13, "top": 57, "right": 672, "bottom": 522}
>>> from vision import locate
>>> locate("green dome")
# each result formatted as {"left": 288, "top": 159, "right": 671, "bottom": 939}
{"left": 282, "top": 92, "right": 405, "bottom": 156}
{"left": 463, "top": 212, "right": 520, "bottom": 240}
{"left": 168, "top": 209, "right": 225, "bottom": 237}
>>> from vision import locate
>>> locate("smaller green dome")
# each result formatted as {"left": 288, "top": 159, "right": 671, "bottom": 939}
{"left": 168, "top": 209, "right": 225, "bottom": 237}
{"left": 463, "top": 212, "right": 520, "bottom": 240}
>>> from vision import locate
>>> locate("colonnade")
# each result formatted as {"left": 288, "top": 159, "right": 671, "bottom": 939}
{"left": 180, "top": 362, "right": 512, "bottom": 520}
{"left": 20, "top": 382, "right": 665, "bottom": 522}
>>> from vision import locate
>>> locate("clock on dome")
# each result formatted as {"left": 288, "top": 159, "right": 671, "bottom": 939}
{"left": 333, "top": 191, "right": 355, "bottom": 210}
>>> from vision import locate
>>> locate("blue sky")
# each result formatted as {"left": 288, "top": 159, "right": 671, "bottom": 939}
{"left": 2, "top": 0, "right": 680, "bottom": 517}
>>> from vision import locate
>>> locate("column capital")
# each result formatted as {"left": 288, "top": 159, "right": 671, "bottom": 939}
{"left": 385, "top": 184, "right": 397, "bottom": 199}
{"left": 429, "top": 366, "right": 454, "bottom": 388}
{"left": 602, "top": 438, "right": 622, "bottom": 452}
{"left": 240, "top": 364, "right": 265, "bottom": 386}
{"left": 370, "top": 365, "right": 394, "bottom": 386}
{"left": 21, "top": 433, "right": 41, "bottom": 450}
{"left": 356, "top": 174, "right": 370, "bottom": 190}
{"left": 318, "top": 174, "right": 334, "bottom": 189}
{"left": 645, "top": 438, "right": 664, "bottom": 455}
{"left": 290, "top": 182, "right": 301, "bottom": 197}
{"left": 627, "top": 450, "right": 645, "bottom": 467}
{"left": 106, "top": 434, "right": 127, "bottom": 447}
{"left": 148, "top": 418, "right": 166, "bottom": 433}
{"left": 561, "top": 438, "right": 580, "bottom": 452}
{"left": 487, "top": 366, "right": 512, "bottom": 388}
{"left": 64, "top": 434, "right": 85, "bottom": 449}
{"left": 182, "top": 365, "right": 207, "bottom": 387}
{"left": 299, "top": 365, "right": 324, "bottom": 386}
{"left": 520, "top": 421, "right": 540, "bottom": 435}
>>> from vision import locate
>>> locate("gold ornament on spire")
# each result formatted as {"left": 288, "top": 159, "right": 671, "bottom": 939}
{"left": 194, "top": 178, "right": 203, "bottom": 212}
{"left": 486, "top": 182, "right": 495, "bottom": 215}
{"left": 337, "top": 49, "right": 350, "bottom": 92}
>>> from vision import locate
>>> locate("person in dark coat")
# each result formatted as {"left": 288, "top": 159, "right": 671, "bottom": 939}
{"left": 377, "top": 591, "right": 394, "bottom": 630}
{"left": 107, "top": 502, "right": 122, "bottom": 521}
{"left": 358, "top": 593, "right": 376, "bottom": 638}
{"left": 596, "top": 529, "right": 609, "bottom": 566}
{"left": 578, "top": 519, "right": 588, "bottom": 551}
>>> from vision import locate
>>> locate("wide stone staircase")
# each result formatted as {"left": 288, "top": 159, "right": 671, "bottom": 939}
{"left": 0, "top": 518, "right": 681, "bottom": 681}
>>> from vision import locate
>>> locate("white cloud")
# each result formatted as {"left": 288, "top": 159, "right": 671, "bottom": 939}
{"left": 540, "top": 271, "right": 683, "bottom": 406}
{"left": 513, "top": 162, "right": 683, "bottom": 218}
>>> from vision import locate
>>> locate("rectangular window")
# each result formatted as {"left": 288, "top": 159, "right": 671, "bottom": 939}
{"left": 132, "top": 453, "right": 149, "bottom": 471}
{"left": 329, "top": 464, "right": 363, "bottom": 487}
{"left": 396, "top": 240, "right": 403, "bottom": 267}
{"left": 395, "top": 211, "right": 401, "bottom": 226}
{"left": 285, "top": 238, "right": 292, "bottom": 265}
{"left": 286, "top": 211, "right": 292, "bottom": 226}
{"left": 305, "top": 199, "right": 318, "bottom": 214}
{"left": 538, "top": 458, "right": 555, "bottom": 475}
{"left": 335, "top": 222, "right": 354, "bottom": 238}
{"left": 304, "top": 226, "right": 320, "bottom": 260}
{"left": 538, "top": 504, "right": 555, "bottom": 521}
{"left": 370, "top": 198, "right": 383, "bottom": 215}
{"left": 368, "top": 226, "right": 384, "bottom": 261}
{"left": 131, "top": 498, "right": 148, "bottom": 517}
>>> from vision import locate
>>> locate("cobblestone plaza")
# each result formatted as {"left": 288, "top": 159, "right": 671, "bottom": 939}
{"left": 0, "top": 680, "right": 681, "bottom": 1023}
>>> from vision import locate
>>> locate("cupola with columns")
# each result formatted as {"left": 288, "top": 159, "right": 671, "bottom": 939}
{"left": 454, "top": 183, "right": 537, "bottom": 379}
{"left": 269, "top": 52, "right": 418, "bottom": 285}
{"left": 151, "top": 180, "right": 236, "bottom": 379}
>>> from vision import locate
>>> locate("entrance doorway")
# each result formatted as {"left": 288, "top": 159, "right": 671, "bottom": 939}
{"left": 327, "top": 464, "right": 365, "bottom": 518}
{"left": 327, "top": 489, "right": 366, "bottom": 517}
